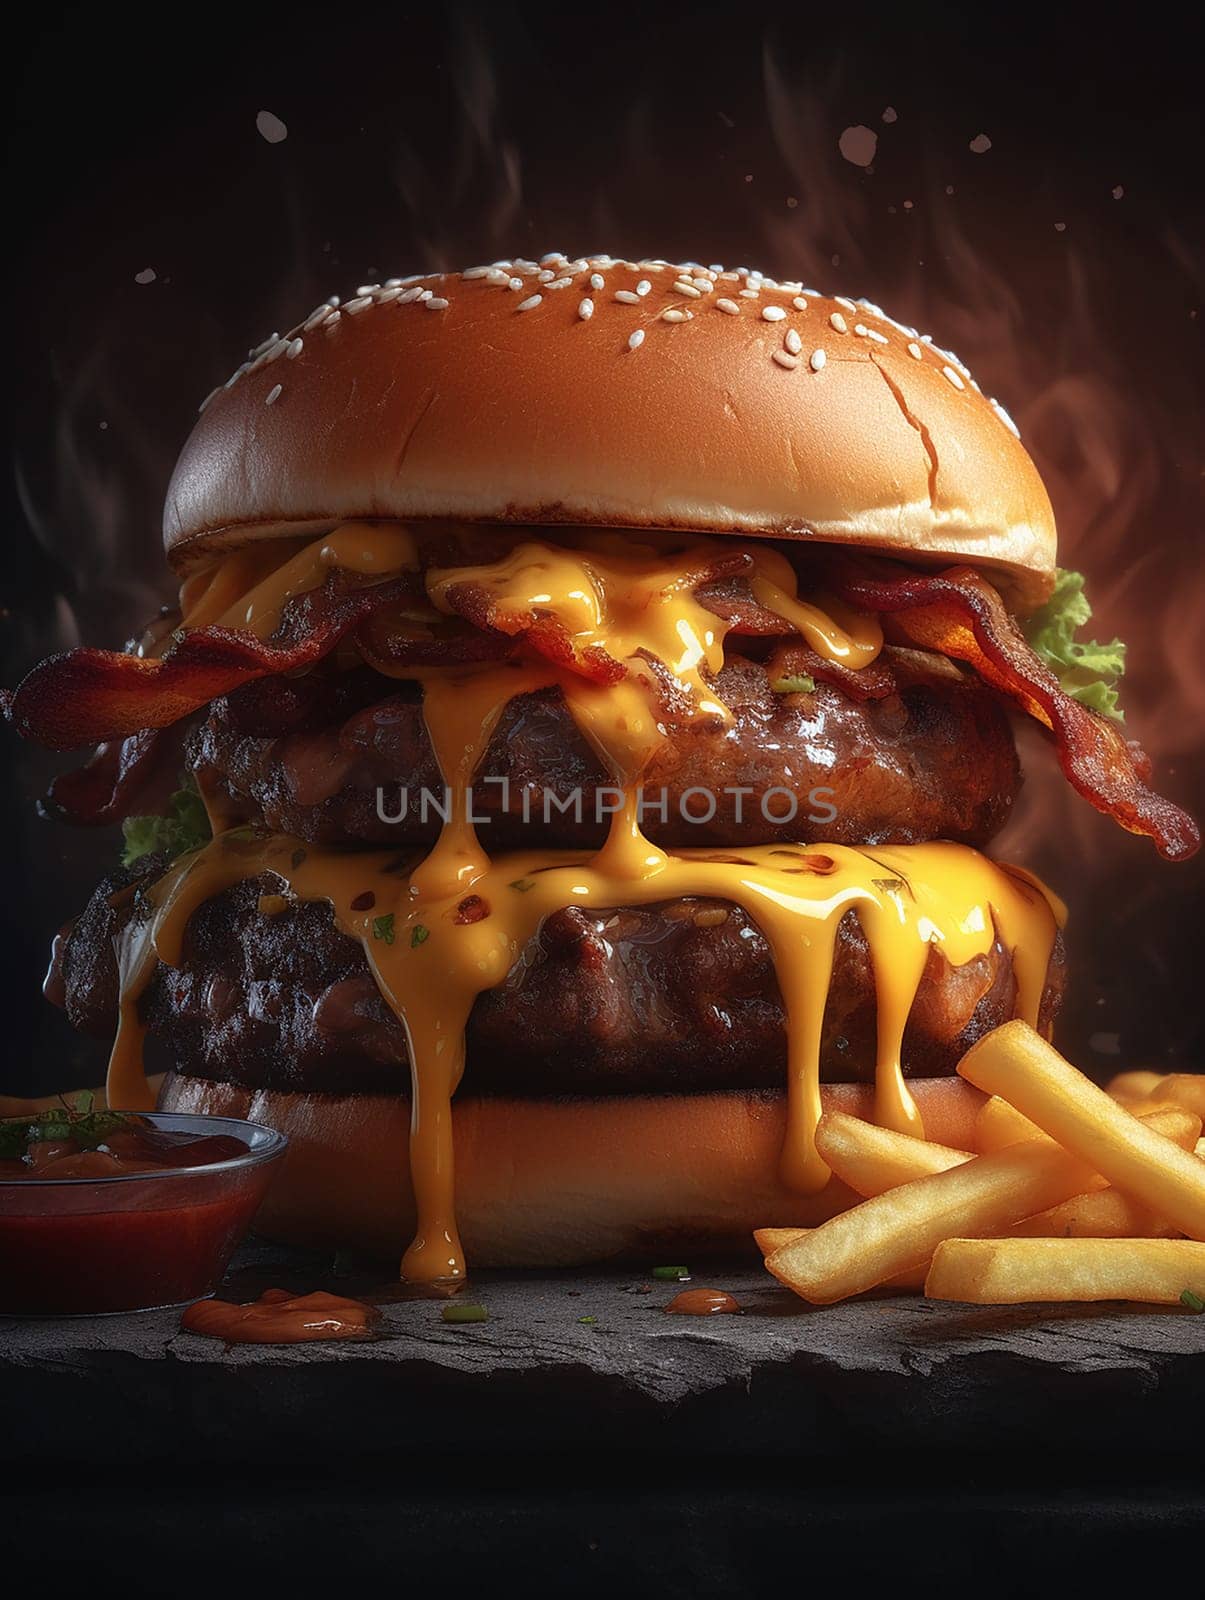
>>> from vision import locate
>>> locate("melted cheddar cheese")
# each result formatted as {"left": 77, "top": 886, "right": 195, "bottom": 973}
{"left": 108, "top": 521, "right": 1064, "bottom": 1282}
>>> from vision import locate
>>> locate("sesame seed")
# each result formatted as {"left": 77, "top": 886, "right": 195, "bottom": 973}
{"left": 772, "top": 350, "right": 800, "bottom": 370}
{"left": 854, "top": 324, "right": 868, "bottom": 337}
{"left": 425, "top": 296, "right": 449, "bottom": 311}
{"left": 375, "top": 287, "right": 402, "bottom": 304}
{"left": 590, "top": 273, "right": 605, "bottom": 290}
{"left": 345, "top": 296, "right": 372, "bottom": 314}
{"left": 809, "top": 348, "right": 827, "bottom": 372}
{"left": 383, "top": 278, "right": 403, "bottom": 288}
{"left": 661, "top": 308, "right": 693, "bottom": 322}
{"left": 517, "top": 294, "right": 542, "bottom": 312}
{"left": 356, "top": 284, "right": 380, "bottom": 296}
{"left": 486, "top": 269, "right": 511, "bottom": 285}
{"left": 784, "top": 328, "right": 802, "bottom": 355}
{"left": 942, "top": 365, "right": 965, "bottom": 389}
{"left": 716, "top": 298, "right": 741, "bottom": 315}
{"left": 636, "top": 279, "right": 652, "bottom": 296}
{"left": 578, "top": 298, "right": 594, "bottom": 320}
{"left": 198, "top": 386, "right": 220, "bottom": 413}
{"left": 792, "top": 297, "right": 809, "bottom": 311}
{"left": 907, "top": 342, "right": 923, "bottom": 359}
{"left": 538, "top": 269, "right": 556, "bottom": 283}
{"left": 417, "top": 290, "right": 433, "bottom": 302}
{"left": 864, "top": 328, "right": 888, "bottom": 344}
{"left": 224, "top": 363, "right": 249, "bottom": 389}
{"left": 303, "top": 307, "right": 332, "bottom": 331}
{"left": 739, "top": 288, "right": 760, "bottom": 299}
{"left": 324, "top": 312, "right": 341, "bottom": 333}
{"left": 615, "top": 289, "right": 641, "bottom": 304}
{"left": 673, "top": 281, "right": 702, "bottom": 298}
{"left": 462, "top": 266, "right": 491, "bottom": 280}
{"left": 761, "top": 305, "right": 787, "bottom": 322}
{"left": 397, "top": 286, "right": 426, "bottom": 304}
{"left": 835, "top": 296, "right": 857, "bottom": 311}
{"left": 286, "top": 338, "right": 303, "bottom": 359}
{"left": 508, "top": 277, "right": 524, "bottom": 291}
{"left": 627, "top": 329, "right": 645, "bottom": 351}
{"left": 325, "top": 297, "right": 341, "bottom": 308}
{"left": 691, "top": 277, "right": 714, "bottom": 293}
{"left": 547, "top": 277, "right": 573, "bottom": 290}
{"left": 829, "top": 312, "right": 848, "bottom": 333}
{"left": 265, "top": 384, "right": 282, "bottom": 406}
{"left": 250, "top": 334, "right": 280, "bottom": 358}
{"left": 991, "top": 398, "right": 1021, "bottom": 437}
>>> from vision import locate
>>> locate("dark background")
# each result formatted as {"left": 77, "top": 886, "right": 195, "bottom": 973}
{"left": 3, "top": 0, "right": 1203, "bottom": 1096}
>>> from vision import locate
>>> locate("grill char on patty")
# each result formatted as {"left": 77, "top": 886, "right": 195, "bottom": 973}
{"left": 54, "top": 858, "right": 1065, "bottom": 1098}
{"left": 188, "top": 652, "right": 1021, "bottom": 851}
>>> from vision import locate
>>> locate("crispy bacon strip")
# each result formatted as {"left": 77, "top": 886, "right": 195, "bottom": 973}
{"left": 764, "top": 642, "right": 898, "bottom": 703}
{"left": 4, "top": 575, "right": 428, "bottom": 752}
{"left": 42, "top": 729, "right": 171, "bottom": 825}
{"left": 829, "top": 558, "right": 1199, "bottom": 861}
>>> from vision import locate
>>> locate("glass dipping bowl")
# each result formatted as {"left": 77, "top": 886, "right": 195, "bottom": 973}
{"left": 0, "top": 1113, "right": 288, "bottom": 1315}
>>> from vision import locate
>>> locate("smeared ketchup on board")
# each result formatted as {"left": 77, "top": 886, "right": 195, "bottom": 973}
{"left": 181, "top": 1287, "right": 381, "bottom": 1344}
{"left": 664, "top": 1288, "right": 742, "bottom": 1316}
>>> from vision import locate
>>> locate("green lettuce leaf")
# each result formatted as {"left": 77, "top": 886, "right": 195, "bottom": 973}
{"left": 121, "top": 776, "right": 212, "bottom": 867}
{"left": 1023, "top": 569, "right": 1126, "bottom": 722}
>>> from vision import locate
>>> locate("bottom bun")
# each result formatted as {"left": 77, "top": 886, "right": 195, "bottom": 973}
{"left": 160, "top": 1074, "right": 985, "bottom": 1268}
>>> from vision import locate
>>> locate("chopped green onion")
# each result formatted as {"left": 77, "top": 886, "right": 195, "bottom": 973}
{"left": 770, "top": 674, "right": 816, "bottom": 695}
{"left": 411, "top": 923, "right": 430, "bottom": 948}
{"left": 578, "top": 1315, "right": 597, "bottom": 1325}
{"left": 372, "top": 913, "right": 396, "bottom": 944}
{"left": 442, "top": 1303, "right": 488, "bottom": 1324}
{"left": 509, "top": 878, "right": 536, "bottom": 893}
{"left": 1181, "top": 1289, "right": 1205, "bottom": 1313}
{"left": 652, "top": 1265, "right": 690, "bottom": 1281}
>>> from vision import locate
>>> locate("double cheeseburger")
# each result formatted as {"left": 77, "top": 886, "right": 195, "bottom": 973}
{"left": 6, "top": 253, "right": 1197, "bottom": 1280}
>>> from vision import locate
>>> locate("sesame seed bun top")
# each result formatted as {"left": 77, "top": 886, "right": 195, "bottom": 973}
{"left": 165, "top": 254, "right": 1057, "bottom": 611}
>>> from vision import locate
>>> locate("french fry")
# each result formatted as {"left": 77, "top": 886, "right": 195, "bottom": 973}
{"left": 1151, "top": 1074, "right": 1205, "bottom": 1121}
{"left": 813, "top": 1112, "right": 972, "bottom": 1196}
{"left": 754, "top": 1227, "right": 807, "bottom": 1255}
{"left": 925, "top": 1236, "right": 1205, "bottom": 1306}
{"left": 1009, "top": 1188, "right": 1176, "bottom": 1240}
{"left": 1105, "top": 1070, "right": 1166, "bottom": 1102}
{"left": 958, "top": 1022, "right": 1205, "bottom": 1241}
{"left": 975, "top": 1096, "right": 1046, "bottom": 1152}
{"left": 765, "top": 1138, "right": 1108, "bottom": 1304}
{"left": 753, "top": 1227, "right": 926, "bottom": 1290}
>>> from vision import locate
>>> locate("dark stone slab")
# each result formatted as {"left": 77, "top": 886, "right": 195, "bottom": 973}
{"left": 3, "top": 1242, "right": 1203, "bottom": 1471}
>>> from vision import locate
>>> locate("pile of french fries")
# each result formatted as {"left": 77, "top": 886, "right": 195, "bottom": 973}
{"left": 758, "top": 1021, "right": 1205, "bottom": 1309}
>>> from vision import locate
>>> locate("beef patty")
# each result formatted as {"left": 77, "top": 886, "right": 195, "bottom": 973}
{"left": 56, "top": 860, "right": 1064, "bottom": 1098}
{"left": 188, "top": 652, "right": 1020, "bottom": 851}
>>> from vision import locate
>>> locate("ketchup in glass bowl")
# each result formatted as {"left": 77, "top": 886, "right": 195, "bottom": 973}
{"left": 0, "top": 1100, "right": 287, "bottom": 1315}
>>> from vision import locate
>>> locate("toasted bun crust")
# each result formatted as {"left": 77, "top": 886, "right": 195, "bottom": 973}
{"left": 166, "top": 256, "right": 1056, "bottom": 611}
{"left": 160, "top": 1074, "right": 985, "bottom": 1267}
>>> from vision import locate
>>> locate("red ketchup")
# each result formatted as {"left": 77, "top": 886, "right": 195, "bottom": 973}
{"left": 181, "top": 1288, "right": 381, "bottom": 1343}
